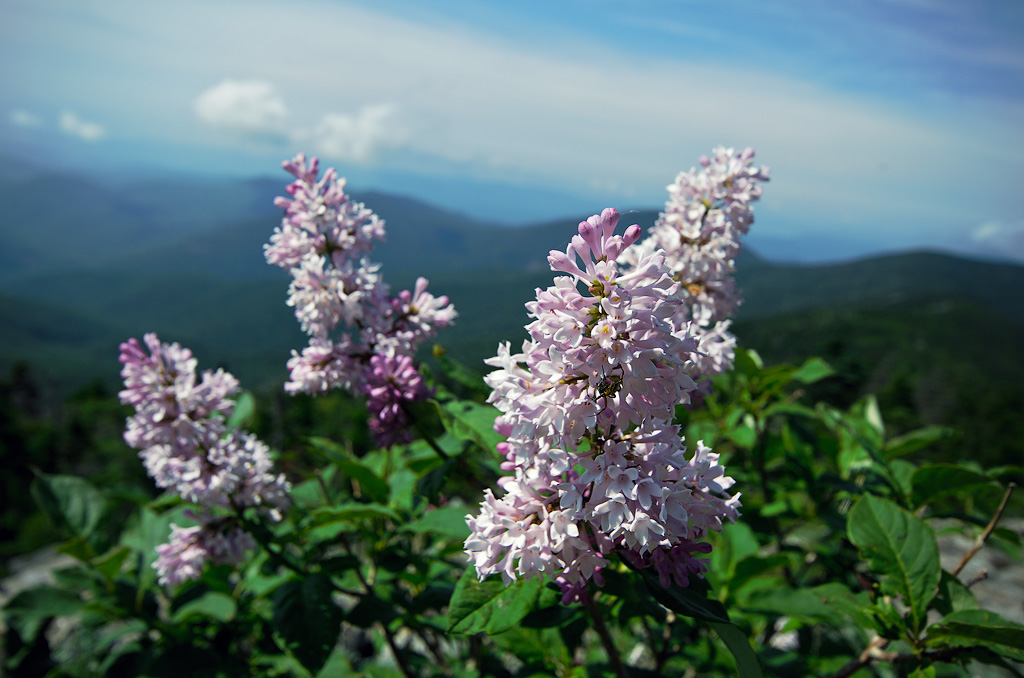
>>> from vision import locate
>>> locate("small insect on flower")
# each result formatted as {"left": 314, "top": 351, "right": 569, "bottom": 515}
{"left": 596, "top": 372, "right": 623, "bottom": 399}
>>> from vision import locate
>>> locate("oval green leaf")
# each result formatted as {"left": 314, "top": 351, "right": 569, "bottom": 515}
{"left": 847, "top": 495, "right": 940, "bottom": 636}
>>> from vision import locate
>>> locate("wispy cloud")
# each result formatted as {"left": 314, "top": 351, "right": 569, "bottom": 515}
{"left": 306, "top": 104, "right": 402, "bottom": 163}
{"left": 9, "top": 109, "right": 43, "bottom": 128}
{"left": 58, "top": 110, "right": 105, "bottom": 141}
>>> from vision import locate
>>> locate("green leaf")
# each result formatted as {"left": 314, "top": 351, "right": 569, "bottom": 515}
{"left": 335, "top": 459, "right": 390, "bottom": 504}
{"left": 271, "top": 574, "right": 344, "bottom": 675}
{"left": 120, "top": 504, "right": 195, "bottom": 591}
{"left": 92, "top": 545, "right": 132, "bottom": 581}
{"left": 638, "top": 568, "right": 730, "bottom": 624}
{"left": 728, "top": 554, "right": 789, "bottom": 595}
{"left": 309, "top": 502, "right": 400, "bottom": 526}
{"left": 227, "top": 390, "right": 255, "bottom": 429}
{"left": 847, "top": 495, "right": 940, "bottom": 635}
{"left": 790, "top": 357, "right": 834, "bottom": 384}
{"left": 403, "top": 505, "right": 471, "bottom": 540}
{"left": 308, "top": 438, "right": 389, "bottom": 503}
{"left": 912, "top": 464, "right": 997, "bottom": 507}
{"left": 884, "top": 426, "right": 953, "bottom": 459}
{"left": 30, "top": 472, "right": 105, "bottom": 539}
{"left": 2, "top": 585, "right": 84, "bottom": 642}
{"left": 440, "top": 399, "right": 505, "bottom": 452}
{"left": 710, "top": 522, "right": 760, "bottom": 581}
{"left": 171, "top": 592, "right": 237, "bottom": 623}
{"left": 889, "top": 459, "right": 918, "bottom": 504}
{"left": 924, "top": 609, "right": 1024, "bottom": 661}
{"left": 433, "top": 348, "right": 489, "bottom": 395}
{"left": 933, "top": 570, "right": 978, "bottom": 617}
{"left": 735, "top": 348, "right": 764, "bottom": 375}
{"left": 57, "top": 535, "right": 96, "bottom": 563}
{"left": 709, "top": 622, "right": 764, "bottom": 678}
{"left": 447, "top": 568, "right": 544, "bottom": 634}
{"left": 744, "top": 587, "right": 842, "bottom": 625}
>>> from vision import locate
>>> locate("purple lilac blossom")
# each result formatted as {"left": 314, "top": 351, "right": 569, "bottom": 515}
{"left": 465, "top": 208, "right": 740, "bottom": 598}
{"left": 621, "top": 146, "right": 769, "bottom": 380}
{"left": 119, "top": 333, "right": 291, "bottom": 586}
{"left": 154, "top": 520, "right": 256, "bottom": 588}
{"left": 265, "top": 153, "right": 456, "bottom": 448}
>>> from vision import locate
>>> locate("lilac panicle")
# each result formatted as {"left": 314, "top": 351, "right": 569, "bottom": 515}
{"left": 265, "top": 153, "right": 456, "bottom": 448}
{"left": 119, "top": 333, "right": 291, "bottom": 586}
{"left": 465, "top": 208, "right": 740, "bottom": 598}
{"left": 622, "top": 146, "right": 769, "bottom": 380}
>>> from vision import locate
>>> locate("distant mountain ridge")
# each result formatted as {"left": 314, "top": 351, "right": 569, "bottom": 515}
{"left": 2, "top": 168, "right": 1023, "bottom": 407}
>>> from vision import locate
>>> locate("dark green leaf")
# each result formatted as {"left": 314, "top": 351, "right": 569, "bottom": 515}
{"left": 638, "top": 568, "right": 730, "bottom": 624}
{"left": 925, "top": 609, "right": 1024, "bottom": 661}
{"left": 847, "top": 495, "right": 940, "bottom": 635}
{"left": 309, "top": 503, "right": 400, "bottom": 526}
{"left": 933, "top": 570, "right": 978, "bottom": 617}
{"left": 440, "top": 400, "right": 504, "bottom": 452}
{"left": 912, "top": 464, "right": 997, "bottom": 507}
{"left": 2, "top": 586, "right": 83, "bottom": 642}
{"left": 92, "top": 545, "right": 132, "bottom": 581}
{"left": 57, "top": 535, "right": 96, "bottom": 563}
{"left": 30, "top": 472, "right": 105, "bottom": 539}
{"left": 710, "top": 522, "right": 760, "bottom": 581}
{"left": 171, "top": 592, "right": 236, "bottom": 623}
{"left": 346, "top": 594, "right": 398, "bottom": 628}
{"left": 271, "top": 574, "right": 344, "bottom": 675}
{"left": 709, "top": 622, "right": 764, "bottom": 678}
{"left": 447, "top": 567, "right": 543, "bottom": 634}
{"left": 403, "top": 506, "right": 471, "bottom": 540}
{"left": 884, "top": 426, "right": 954, "bottom": 459}
{"left": 308, "top": 438, "right": 389, "bottom": 503}
{"left": 335, "top": 459, "right": 390, "bottom": 504}
{"left": 744, "top": 587, "right": 842, "bottom": 625}
{"left": 433, "top": 349, "right": 489, "bottom": 395}
{"left": 729, "top": 554, "right": 789, "bottom": 595}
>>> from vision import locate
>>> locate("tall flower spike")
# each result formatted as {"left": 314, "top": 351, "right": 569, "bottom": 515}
{"left": 119, "top": 333, "right": 291, "bottom": 586}
{"left": 622, "top": 146, "right": 769, "bottom": 381}
{"left": 265, "top": 154, "right": 456, "bottom": 447}
{"left": 466, "top": 208, "right": 739, "bottom": 599}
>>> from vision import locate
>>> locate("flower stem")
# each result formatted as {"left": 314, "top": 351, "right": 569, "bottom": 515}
{"left": 586, "top": 593, "right": 629, "bottom": 678}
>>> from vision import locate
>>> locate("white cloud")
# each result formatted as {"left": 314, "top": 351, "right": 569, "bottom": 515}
{"left": 59, "top": 110, "right": 105, "bottom": 141}
{"left": 970, "top": 220, "right": 1024, "bottom": 262}
{"left": 194, "top": 79, "right": 288, "bottom": 137}
{"left": 194, "top": 77, "right": 401, "bottom": 162}
{"left": 9, "top": 109, "right": 43, "bottom": 128}
{"left": 305, "top": 104, "right": 401, "bottom": 163}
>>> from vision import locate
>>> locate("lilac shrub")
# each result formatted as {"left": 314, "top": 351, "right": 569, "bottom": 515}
{"left": 265, "top": 154, "right": 456, "bottom": 447}
{"left": 118, "top": 333, "right": 290, "bottom": 586}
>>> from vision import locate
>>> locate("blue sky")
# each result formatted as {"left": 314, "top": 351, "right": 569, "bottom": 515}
{"left": 1, "top": 0, "right": 1022, "bottom": 261}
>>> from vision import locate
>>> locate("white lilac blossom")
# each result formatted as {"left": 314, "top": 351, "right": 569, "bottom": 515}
{"left": 622, "top": 146, "right": 769, "bottom": 380}
{"left": 119, "top": 333, "right": 290, "bottom": 586}
{"left": 465, "top": 209, "right": 740, "bottom": 600}
{"left": 265, "top": 153, "right": 456, "bottom": 447}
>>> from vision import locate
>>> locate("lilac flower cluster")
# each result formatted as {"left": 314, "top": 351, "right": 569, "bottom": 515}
{"left": 265, "top": 154, "right": 456, "bottom": 447}
{"left": 465, "top": 209, "right": 740, "bottom": 601}
{"left": 623, "top": 146, "right": 769, "bottom": 379}
{"left": 119, "top": 333, "right": 290, "bottom": 587}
